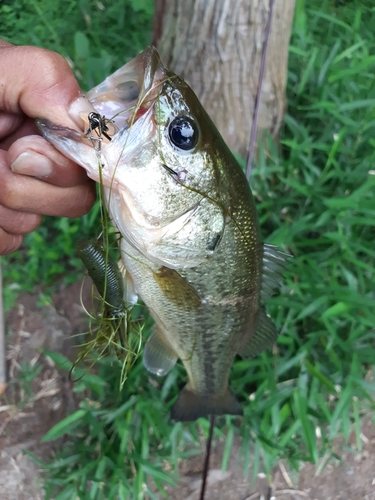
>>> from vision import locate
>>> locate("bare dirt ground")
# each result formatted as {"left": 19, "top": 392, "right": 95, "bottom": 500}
{"left": 1, "top": 282, "right": 375, "bottom": 500}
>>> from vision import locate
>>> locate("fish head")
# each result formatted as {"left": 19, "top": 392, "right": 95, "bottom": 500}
{"left": 37, "top": 47, "right": 231, "bottom": 266}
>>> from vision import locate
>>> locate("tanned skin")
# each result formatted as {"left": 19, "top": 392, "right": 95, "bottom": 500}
{"left": 0, "top": 41, "right": 96, "bottom": 255}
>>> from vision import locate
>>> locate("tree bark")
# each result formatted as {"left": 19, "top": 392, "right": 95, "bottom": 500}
{"left": 154, "top": 0, "right": 295, "bottom": 158}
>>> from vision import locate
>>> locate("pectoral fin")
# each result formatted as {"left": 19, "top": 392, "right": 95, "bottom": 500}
{"left": 143, "top": 327, "right": 178, "bottom": 377}
{"left": 238, "top": 308, "right": 278, "bottom": 359}
{"left": 153, "top": 267, "right": 202, "bottom": 310}
{"left": 171, "top": 385, "right": 243, "bottom": 422}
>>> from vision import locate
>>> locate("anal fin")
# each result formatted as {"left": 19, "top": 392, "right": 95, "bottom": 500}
{"left": 238, "top": 308, "right": 278, "bottom": 359}
{"left": 143, "top": 327, "right": 178, "bottom": 377}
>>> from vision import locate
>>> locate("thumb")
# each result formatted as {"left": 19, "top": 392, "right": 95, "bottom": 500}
{"left": 0, "top": 43, "right": 93, "bottom": 130}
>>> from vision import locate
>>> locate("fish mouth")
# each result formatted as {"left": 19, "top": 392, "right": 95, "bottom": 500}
{"left": 85, "top": 46, "right": 166, "bottom": 132}
{"left": 36, "top": 47, "right": 168, "bottom": 176}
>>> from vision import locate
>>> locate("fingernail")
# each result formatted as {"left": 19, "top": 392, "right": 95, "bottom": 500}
{"left": 11, "top": 151, "right": 53, "bottom": 177}
{"left": 69, "top": 96, "right": 96, "bottom": 130}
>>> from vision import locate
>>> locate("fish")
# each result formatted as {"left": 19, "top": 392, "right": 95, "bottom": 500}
{"left": 36, "top": 46, "right": 289, "bottom": 422}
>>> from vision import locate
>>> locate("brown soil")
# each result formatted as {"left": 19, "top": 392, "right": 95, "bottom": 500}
{"left": 0, "top": 280, "right": 91, "bottom": 500}
{"left": 1, "top": 281, "right": 375, "bottom": 500}
{"left": 162, "top": 425, "right": 375, "bottom": 500}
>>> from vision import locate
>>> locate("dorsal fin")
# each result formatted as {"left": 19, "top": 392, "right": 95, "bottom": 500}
{"left": 261, "top": 243, "right": 291, "bottom": 303}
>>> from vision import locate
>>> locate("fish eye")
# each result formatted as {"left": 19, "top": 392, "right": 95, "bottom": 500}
{"left": 168, "top": 116, "right": 199, "bottom": 151}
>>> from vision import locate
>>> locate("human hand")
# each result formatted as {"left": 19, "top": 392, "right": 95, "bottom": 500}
{"left": 0, "top": 41, "right": 96, "bottom": 255}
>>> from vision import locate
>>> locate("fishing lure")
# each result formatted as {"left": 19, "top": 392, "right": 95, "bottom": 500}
{"left": 76, "top": 238, "right": 125, "bottom": 315}
{"left": 75, "top": 238, "right": 140, "bottom": 378}
{"left": 85, "top": 112, "right": 117, "bottom": 152}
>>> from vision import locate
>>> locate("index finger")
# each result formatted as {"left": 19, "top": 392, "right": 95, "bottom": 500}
{"left": 0, "top": 43, "right": 93, "bottom": 129}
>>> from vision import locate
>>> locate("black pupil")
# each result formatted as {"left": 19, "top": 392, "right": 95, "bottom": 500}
{"left": 169, "top": 116, "right": 198, "bottom": 151}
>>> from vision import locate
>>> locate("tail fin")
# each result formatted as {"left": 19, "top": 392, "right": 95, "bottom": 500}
{"left": 171, "top": 386, "right": 243, "bottom": 422}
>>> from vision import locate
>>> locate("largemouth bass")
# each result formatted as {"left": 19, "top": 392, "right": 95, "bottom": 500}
{"left": 37, "top": 47, "right": 288, "bottom": 421}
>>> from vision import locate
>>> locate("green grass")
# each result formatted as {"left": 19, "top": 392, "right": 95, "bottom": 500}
{"left": 2, "top": 0, "right": 375, "bottom": 498}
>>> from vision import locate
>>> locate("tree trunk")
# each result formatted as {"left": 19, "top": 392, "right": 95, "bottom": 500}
{"left": 154, "top": 0, "right": 295, "bottom": 158}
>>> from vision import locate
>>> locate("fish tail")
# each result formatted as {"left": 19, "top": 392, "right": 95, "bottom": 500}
{"left": 170, "top": 386, "right": 243, "bottom": 422}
